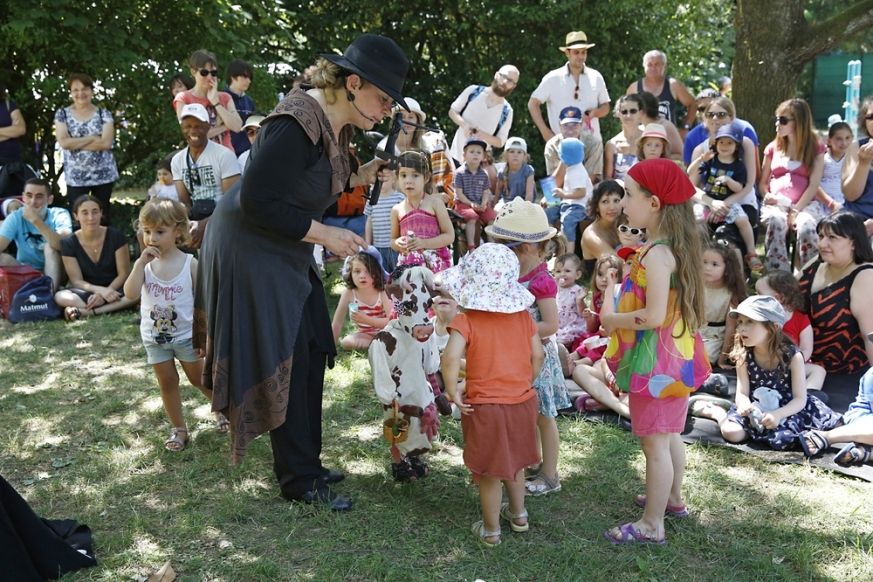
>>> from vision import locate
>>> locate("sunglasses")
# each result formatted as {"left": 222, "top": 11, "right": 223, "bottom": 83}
{"left": 618, "top": 224, "right": 645, "bottom": 236}
{"left": 620, "top": 108, "right": 639, "bottom": 116}
{"left": 199, "top": 69, "right": 219, "bottom": 77}
{"left": 574, "top": 83, "right": 579, "bottom": 101}
{"left": 775, "top": 116, "right": 794, "bottom": 125}
{"left": 705, "top": 111, "right": 729, "bottom": 119}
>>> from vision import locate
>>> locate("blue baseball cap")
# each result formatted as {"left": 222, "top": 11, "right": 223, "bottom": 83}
{"left": 560, "top": 106, "right": 583, "bottom": 125}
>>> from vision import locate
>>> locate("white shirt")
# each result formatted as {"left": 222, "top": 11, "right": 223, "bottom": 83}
{"left": 562, "top": 163, "right": 594, "bottom": 207}
{"left": 531, "top": 63, "right": 610, "bottom": 137}
{"left": 448, "top": 85, "right": 514, "bottom": 163}
{"left": 171, "top": 141, "right": 240, "bottom": 202}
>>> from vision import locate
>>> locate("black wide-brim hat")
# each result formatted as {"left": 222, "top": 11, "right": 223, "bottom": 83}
{"left": 320, "top": 34, "right": 410, "bottom": 110}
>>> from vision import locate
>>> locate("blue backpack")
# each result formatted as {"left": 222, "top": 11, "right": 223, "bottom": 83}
{"left": 8, "top": 275, "right": 61, "bottom": 323}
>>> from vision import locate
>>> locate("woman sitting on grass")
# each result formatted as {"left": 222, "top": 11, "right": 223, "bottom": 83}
{"left": 54, "top": 195, "right": 137, "bottom": 320}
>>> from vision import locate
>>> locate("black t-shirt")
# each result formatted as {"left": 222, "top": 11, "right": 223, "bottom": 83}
{"left": 60, "top": 227, "right": 128, "bottom": 287}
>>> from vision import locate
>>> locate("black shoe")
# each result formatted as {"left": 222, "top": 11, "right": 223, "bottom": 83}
{"left": 287, "top": 486, "right": 352, "bottom": 511}
{"left": 409, "top": 456, "right": 429, "bottom": 479}
{"left": 324, "top": 469, "right": 345, "bottom": 484}
{"left": 391, "top": 460, "right": 417, "bottom": 482}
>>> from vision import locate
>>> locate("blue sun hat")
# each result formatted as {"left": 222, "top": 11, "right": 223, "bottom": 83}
{"left": 560, "top": 137, "right": 584, "bottom": 166}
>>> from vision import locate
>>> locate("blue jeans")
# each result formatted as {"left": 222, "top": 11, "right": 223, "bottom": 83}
{"left": 559, "top": 203, "right": 587, "bottom": 242}
{"left": 322, "top": 215, "right": 367, "bottom": 237}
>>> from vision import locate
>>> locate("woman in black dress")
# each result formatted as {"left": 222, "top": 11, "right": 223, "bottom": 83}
{"left": 54, "top": 195, "right": 136, "bottom": 320}
{"left": 196, "top": 34, "right": 410, "bottom": 510}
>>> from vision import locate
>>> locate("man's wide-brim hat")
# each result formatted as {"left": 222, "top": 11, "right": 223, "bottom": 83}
{"left": 560, "top": 31, "right": 595, "bottom": 51}
{"left": 321, "top": 34, "right": 410, "bottom": 110}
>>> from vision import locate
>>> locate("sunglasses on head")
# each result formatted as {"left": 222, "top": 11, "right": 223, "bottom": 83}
{"left": 620, "top": 108, "right": 639, "bottom": 116}
{"left": 199, "top": 69, "right": 219, "bottom": 77}
{"left": 705, "top": 111, "right": 729, "bottom": 119}
{"left": 618, "top": 224, "right": 645, "bottom": 236}
{"left": 775, "top": 116, "right": 794, "bottom": 125}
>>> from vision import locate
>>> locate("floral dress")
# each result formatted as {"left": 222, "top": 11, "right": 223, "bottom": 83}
{"left": 605, "top": 240, "right": 711, "bottom": 398}
{"left": 725, "top": 345, "right": 841, "bottom": 450}
{"left": 520, "top": 263, "right": 570, "bottom": 416}
{"left": 53, "top": 106, "right": 119, "bottom": 187}
{"left": 397, "top": 208, "right": 452, "bottom": 273}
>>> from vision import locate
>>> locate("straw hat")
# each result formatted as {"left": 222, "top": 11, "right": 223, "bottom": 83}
{"left": 436, "top": 243, "right": 534, "bottom": 313}
{"left": 485, "top": 198, "right": 558, "bottom": 243}
{"left": 559, "top": 31, "right": 595, "bottom": 51}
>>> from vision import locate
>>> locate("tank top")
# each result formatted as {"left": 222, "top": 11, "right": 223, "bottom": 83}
{"left": 845, "top": 137, "right": 873, "bottom": 218}
{"left": 140, "top": 253, "right": 194, "bottom": 345}
{"left": 799, "top": 261, "right": 873, "bottom": 374}
{"left": 819, "top": 150, "right": 846, "bottom": 205}
{"left": 351, "top": 290, "right": 387, "bottom": 336}
{"left": 636, "top": 77, "right": 676, "bottom": 123}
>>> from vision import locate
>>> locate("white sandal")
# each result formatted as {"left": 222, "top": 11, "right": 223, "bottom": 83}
{"left": 471, "top": 520, "right": 501, "bottom": 546}
{"left": 500, "top": 502, "right": 530, "bottom": 532}
{"left": 525, "top": 473, "right": 561, "bottom": 496}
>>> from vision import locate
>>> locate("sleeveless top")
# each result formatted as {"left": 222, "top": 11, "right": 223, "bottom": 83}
{"left": 497, "top": 163, "right": 534, "bottom": 202}
{"left": 140, "top": 254, "right": 194, "bottom": 346}
{"left": 605, "top": 240, "right": 711, "bottom": 398}
{"left": 352, "top": 290, "right": 387, "bottom": 336}
{"left": 636, "top": 77, "right": 676, "bottom": 123}
{"left": 613, "top": 152, "right": 638, "bottom": 181}
{"left": 556, "top": 284, "right": 588, "bottom": 345}
{"left": 799, "top": 261, "right": 873, "bottom": 374}
{"left": 845, "top": 137, "right": 873, "bottom": 219}
{"left": 397, "top": 208, "right": 452, "bottom": 273}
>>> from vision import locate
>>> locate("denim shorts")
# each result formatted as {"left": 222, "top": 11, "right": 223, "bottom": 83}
{"left": 560, "top": 203, "right": 587, "bottom": 242}
{"left": 144, "top": 337, "right": 200, "bottom": 365}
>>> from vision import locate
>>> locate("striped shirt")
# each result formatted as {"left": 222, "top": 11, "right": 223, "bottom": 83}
{"left": 364, "top": 190, "right": 405, "bottom": 247}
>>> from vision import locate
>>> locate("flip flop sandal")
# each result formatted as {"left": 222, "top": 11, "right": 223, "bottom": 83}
{"left": 525, "top": 473, "right": 561, "bottom": 497}
{"left": 499, "top": 502, "right": 530, "bottom": 533}
{"left": 800, "top": 430, "right": 830, "bottom": 458}
{"left": 64, "top": 306, "right": 81, "bottom": 322}
{"left": 471, "top": 520, "right": 501, "bottom": 546}
{"left": 164, "top": 427, "right": 188, "bottom": 452}
{"left": 574, "top": 394, "right": 605, "bottom": 413}
{"left": 634, "top": 494, "right": 690, "bottom": 518}
{"left": 215, "top": 412, "right": 230, "bottom": 433}
{"left": 746, "top": 254, "right": 764, "bottom": 273}
{"left": 833, "top": 443, "right": 873, "bottom": 467}
{"left": 604, "top": 522, "right": 666, "bottom": 546}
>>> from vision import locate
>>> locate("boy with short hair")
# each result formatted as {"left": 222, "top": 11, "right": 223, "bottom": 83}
{"left": 226, "top": 59, "right": 256, "bottom": 156}
{"left": 453, "top": 138, "right": 497, "bottom": 251}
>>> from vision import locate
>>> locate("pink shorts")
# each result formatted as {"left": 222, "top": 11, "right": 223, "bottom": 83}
{"left": 628, "top": 392, "right": 689, "bottom": 436}
{"left": 454, "top": 201, "right": 496, "bottom": 224}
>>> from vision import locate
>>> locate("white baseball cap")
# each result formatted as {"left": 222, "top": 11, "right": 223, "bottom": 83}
{"left": 504, "top": 136, "right": 527, "bottom": 153}
{"left": 180, "top": 103, "right": 209, "bottom": 123}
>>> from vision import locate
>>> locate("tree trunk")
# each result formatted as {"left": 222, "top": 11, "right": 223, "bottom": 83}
{"left": 734, "top": 0, "right": 873, "bottom": 146}
{"left": 733, "top": 0, "right": 807, "bottom": 147}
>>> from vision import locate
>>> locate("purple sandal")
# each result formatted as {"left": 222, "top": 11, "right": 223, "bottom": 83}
{"left": 604, "top": 522, "right": 666, "bottom": 546}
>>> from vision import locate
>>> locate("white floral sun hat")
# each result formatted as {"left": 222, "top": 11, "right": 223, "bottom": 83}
{"left": 436, "top": 243, "right": 534, "bottom": 313}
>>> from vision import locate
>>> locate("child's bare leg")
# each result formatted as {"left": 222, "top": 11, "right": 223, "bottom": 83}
{"left": 153, "top": 360, "right": 185, "bottom": 428}
{"left": 720, "top": 419, "right": 748, "bottom": 443}
{"left": 537, "top": 415, "right": 560, "bottom": 481}
{"left": 477, "top": 475, "right": 502, "bottom": 543}
{"left": 572, "top": 361, "right": 630, "bottom": 417}
{"left": 635, "top": 433, "right": 670, "bottom": 540}
{"left": 735, "top": 215, "right": 758, "bottom": 256}
{"left": 180, "top": 358, "right": 210, "bottom": 399}
{"left": 465, "top": 219, "right": 477, "bottom": 247}
{"left": 806, "top": 362, "right": 827, "bottom": 391}
{"left": 340, "top": 333, "right": 374, "bottom": 351}
{"left": 667, "top": 433, "right": 686, "bottom": 507}
{"left": 503, "top": 470, "right": 528, "bottom": 526}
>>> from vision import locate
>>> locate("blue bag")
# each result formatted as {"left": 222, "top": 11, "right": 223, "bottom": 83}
{"left": 8, "top": 275, "right": 61, "bottom": 323}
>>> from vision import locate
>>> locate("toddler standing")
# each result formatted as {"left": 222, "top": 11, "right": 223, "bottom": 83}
{"left": 453, "top": 137, "right": 497, "bottom": 250}
{"left": 124, "top": 199, "right": 225, "bottom": 452}
{"left": 439, "top": 243, "right": 544, "bottom": 546}
{"left": 485, "top": 199, "right": 570, "bottom": 497}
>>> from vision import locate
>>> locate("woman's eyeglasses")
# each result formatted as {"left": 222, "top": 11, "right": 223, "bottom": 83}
{"left": 620, "top": 108, "right": 639, "bottom": 116}
{"left": 775, "top": 116, "right": 794, "bottom": 125}
{"left": 705, "top": 111, "right": 729, "bottom": 119}
{"left": 199, "top": 69, "right": 219, "bottom": 77}
{"left": 618, "top": 224, "right": 645, "bottom": 236}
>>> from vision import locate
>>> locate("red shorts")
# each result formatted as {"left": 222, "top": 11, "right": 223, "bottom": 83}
{"left": 454, "top": 201, "right": 496, "bottom": 224}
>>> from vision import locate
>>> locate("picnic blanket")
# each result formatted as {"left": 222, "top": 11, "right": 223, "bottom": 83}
{"left": 564, "top": 371, "right": 873, "bottom": 482}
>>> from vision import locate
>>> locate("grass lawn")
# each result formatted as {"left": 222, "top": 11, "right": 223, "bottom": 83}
{"left": 1, "top": 265, "right": 871, "bottom": 581}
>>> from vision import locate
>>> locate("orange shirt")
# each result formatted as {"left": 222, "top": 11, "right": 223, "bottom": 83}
{"left": 449, "top": 310, "right": 538, "bottom": 405}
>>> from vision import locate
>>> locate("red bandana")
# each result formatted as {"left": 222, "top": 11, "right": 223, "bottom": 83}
{"left": 626, "top": 159, "right": 695, "bottom": 206}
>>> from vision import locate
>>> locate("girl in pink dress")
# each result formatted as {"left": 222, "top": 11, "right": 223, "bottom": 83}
{"left": 390, "top": 151, "right": 455, "bottom": 272}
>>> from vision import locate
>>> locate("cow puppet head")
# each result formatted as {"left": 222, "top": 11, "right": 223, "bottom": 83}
{"left": 387, "top": 266, "right": 435, "bottom": 342}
